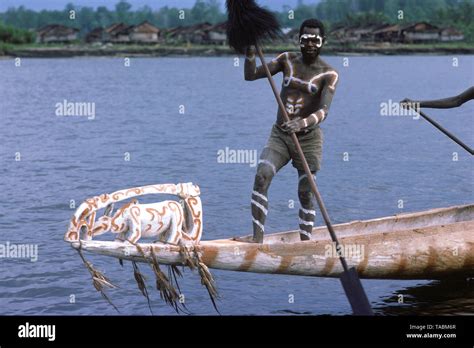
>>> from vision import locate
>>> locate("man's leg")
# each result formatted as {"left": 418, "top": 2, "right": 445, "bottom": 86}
{"left": 251, "top": 147, "right": 289, "bottom": 243}
{"left": 297, "top": 170, "right": 316, "bottom": 241}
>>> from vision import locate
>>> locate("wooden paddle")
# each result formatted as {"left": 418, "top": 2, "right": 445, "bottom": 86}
{"left": 226, "top": 0, "right": 374, "bottom": 315}
{"left": 407, "top": 105, "right": 473, "bottom": 155}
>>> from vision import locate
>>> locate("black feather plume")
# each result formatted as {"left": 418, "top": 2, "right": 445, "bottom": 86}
{"left": 226, "top": 0, "right": 282, "bottom": 54}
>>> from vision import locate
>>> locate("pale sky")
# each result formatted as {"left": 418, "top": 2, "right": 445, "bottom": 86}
{"left": 0, "top": 0, "right": 310, "bottom": 11}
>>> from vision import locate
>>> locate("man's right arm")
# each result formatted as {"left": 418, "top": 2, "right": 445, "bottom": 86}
{"left": 245, "top": 46, "right": 284, "bottom": 81}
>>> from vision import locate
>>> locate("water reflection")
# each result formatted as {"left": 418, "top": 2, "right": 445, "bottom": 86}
{"left": 375, "top": 278, "right": 474, "bottom": 315}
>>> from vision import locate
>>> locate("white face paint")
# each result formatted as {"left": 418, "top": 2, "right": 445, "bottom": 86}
{"left": 299, "top": 34, "right": 323, "bottom": 48}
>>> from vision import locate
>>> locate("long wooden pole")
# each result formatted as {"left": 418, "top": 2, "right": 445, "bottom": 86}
{"left": 409, "top": 106, "right": 473, "bottom": 155}
{"left": 255, "top": 45, "right": 373, "bottom": 315}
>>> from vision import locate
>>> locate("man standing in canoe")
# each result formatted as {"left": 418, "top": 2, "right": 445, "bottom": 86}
{"left": 244, "top": 19, "right": 339, "bottom": 243}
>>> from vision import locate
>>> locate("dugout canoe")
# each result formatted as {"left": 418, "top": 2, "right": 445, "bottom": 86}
{"left": 71, "top": 204, "right": 474, "bottom": 280}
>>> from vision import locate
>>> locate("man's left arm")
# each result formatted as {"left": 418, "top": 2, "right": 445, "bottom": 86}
{"left": 283, "top": 71, "right": 339, "bottom": 132}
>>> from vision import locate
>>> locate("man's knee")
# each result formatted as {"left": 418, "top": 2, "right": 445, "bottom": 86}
{"left": 254, "top": 166, "right": 273, "bottom": 191}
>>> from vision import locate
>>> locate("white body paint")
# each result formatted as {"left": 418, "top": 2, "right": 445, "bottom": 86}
{"left": 285, "top": 96, "right": 304, "bottom": 116}
{"left": 283, "top": 52, "right": 339, "bottom": 94}
{"left": 251, "top": 199, "right": 268, "bottom": 215}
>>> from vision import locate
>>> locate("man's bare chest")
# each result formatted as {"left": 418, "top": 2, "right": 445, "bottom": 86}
{"left": 281, "top": 55, "right": 336, "bottom": 95}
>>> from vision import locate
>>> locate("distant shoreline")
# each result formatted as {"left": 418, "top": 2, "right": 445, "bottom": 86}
{"left": 1, "top": 43, "right": 473, "bottom": 58}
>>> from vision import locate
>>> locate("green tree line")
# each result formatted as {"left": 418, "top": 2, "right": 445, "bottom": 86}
{"left": 0, "top": 23, "right": 34, "bottom": 44}
{"left": 0, "top": 0, "right": 472, "bottom": 42}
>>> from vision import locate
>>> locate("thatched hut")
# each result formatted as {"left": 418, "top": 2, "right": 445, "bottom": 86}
{"left": 128, "top": 21, "right": 161, "bottom": 43}
{"left": 440, "top": 27, "right": 464, "bottom": 42}
{"left": 36, "top": 24, "right": 79, "bottom": 43}
{"left": 401, "top": 22, "right": 440, "bottom": 43}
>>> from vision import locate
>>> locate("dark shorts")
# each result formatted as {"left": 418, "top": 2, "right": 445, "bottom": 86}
{"left": 263, "top": 124, "right": 323, "bottom": 172}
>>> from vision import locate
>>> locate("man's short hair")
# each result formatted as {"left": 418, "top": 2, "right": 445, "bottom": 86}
{"left": 299, "top": 19, "right": 325, "bottom": 38}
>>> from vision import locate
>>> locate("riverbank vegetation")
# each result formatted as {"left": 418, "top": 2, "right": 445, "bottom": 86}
{"left": 0, "top": 0, "right": 473, "bottom": 41}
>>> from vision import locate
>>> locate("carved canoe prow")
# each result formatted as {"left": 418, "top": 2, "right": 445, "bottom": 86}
{"left": 71, "top": 204, "right": 474, "bottom": 280}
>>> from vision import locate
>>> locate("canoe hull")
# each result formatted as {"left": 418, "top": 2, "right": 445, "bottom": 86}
{"left": 71, "top": 204, "right": 474, "bottom": 280}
